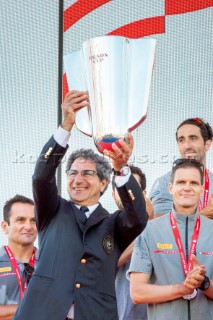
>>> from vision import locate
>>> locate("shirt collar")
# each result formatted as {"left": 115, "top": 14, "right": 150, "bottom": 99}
{"left": 74, "top": 203, "right": 99, "bottom": 216}
{"left": 172, "top": 206, "right": 199, "bottom": 222}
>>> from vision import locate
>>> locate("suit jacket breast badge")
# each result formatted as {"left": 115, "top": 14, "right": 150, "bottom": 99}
{"left": 103, "top": 234, "right": 114, "bottom": 254}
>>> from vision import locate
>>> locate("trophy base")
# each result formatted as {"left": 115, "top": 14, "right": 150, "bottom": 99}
{"left": 95, "top": 135, "right": 127, "bottom": 153}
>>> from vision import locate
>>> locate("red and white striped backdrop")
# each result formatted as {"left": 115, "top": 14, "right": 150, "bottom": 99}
{"left": 63, "top": 0, "right": 213, "bottom": 98}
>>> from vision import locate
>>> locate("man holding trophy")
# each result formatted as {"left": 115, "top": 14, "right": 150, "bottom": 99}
{"left": 13, "top": 35, "right": 156, "bottom": 319}
{"left": 13, "top": 90, "right": 148, "bottom": 320}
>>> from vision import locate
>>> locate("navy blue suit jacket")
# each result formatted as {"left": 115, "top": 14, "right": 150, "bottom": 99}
{"left": 14, "top": 137, "right": 148, "bottom": 320}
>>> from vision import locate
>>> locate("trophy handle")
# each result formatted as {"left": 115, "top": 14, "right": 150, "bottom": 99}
{"left": 127, "top": 38, "right": 156, "bottom": 131}
{"left": 63, "top": 51, "right": 93, "bottom": 137}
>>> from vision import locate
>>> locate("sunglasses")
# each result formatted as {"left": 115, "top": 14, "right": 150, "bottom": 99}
{"left": 173, "top": 158, "right": 204, "bottom": 171}
{"left": 23, "top": 263, "right": 34, "bottom": 284}
{"left": 192, "top": 118, "right": 212, "bottom": 140}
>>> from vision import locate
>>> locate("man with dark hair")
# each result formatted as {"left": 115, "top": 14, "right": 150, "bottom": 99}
{"left": 150, "top": 118, "right": 213, "bottom": 218}
{"left": 0, "top": 194, "right": 37, "bottom": 320}
{"left": 14, "top": 90, "right": 148, "bottom": 320}
{"left": 129, "top": 159, "right": 213, "bottom": 320}
{"left": 114, "top": 165, "right": 153, "bottom": 320}
{"left": 3, "top": 195, "right": 34, "bottom": 223}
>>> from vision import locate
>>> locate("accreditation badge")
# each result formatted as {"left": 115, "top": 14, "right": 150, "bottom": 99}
{"left": 103, "top": 234, "right": 114, "bottom": 255}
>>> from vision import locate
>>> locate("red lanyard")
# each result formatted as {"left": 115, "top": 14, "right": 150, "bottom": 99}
{"left": 198, "top": 169, "right": 209, "bottom": 210}
{"left": 4, "top": 246, "right": 36, "bottom": 300}
{"left": 170, "top": 212, "right": 200, "bottom": 277}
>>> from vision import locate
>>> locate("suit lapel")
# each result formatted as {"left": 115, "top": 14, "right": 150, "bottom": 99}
{"left": 70, "top": 202, "right": 109, "bottom": 233}
{"left": 85, "top": 204, "right": 109, "bottom": 230}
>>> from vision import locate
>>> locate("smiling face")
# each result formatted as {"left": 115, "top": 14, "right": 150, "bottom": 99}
{"left": 177, "top": 124, "right": 212, "bottom": 164}
{"left": 67, "top": 157, "right": 108, "bottom": 206}
{"left": 169, "top": 167, "right": 204, "bottom": 214}
{"left": 1, "top": 202, "right": 37, "bottom": 247}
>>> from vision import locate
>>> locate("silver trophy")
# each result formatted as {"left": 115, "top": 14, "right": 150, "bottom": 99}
{"left": 64, "top": 36, "right": 156, "bottom": 153}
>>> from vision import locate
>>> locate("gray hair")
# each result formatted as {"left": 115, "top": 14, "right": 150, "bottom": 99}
{"left": 66, "top": 149, "right": 112, "bottom": 195}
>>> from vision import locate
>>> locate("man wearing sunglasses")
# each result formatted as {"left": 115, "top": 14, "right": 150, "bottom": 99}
{"left": 129, "top": 159, "right": 213, "bottom": 320}
{"left": 13, "top": 90, "right": 148, "bottom": 320}
{"left": 150, "top": 118, "right": 213, "bottom": 219}
{"left": 0, "top": 195, "right": 37, "bottom": 320}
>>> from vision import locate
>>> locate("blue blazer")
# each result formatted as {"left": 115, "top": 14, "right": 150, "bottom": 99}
{"left": 14, "top": 137, "right": 148, "bottom": 320}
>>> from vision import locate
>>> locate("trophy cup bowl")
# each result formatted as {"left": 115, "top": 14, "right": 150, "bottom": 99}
{"left": 64, "top": 36, "right": 156, "bottom": 153}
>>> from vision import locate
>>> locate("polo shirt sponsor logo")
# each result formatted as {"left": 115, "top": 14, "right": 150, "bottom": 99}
{"left": 0, "top": 272, "right": 16, "bottom": 277}
{"left": 200, "top": 252, "right": 213, "bottom": 255}
{"left": 0, "top": 267, "right": 12, "bottom": 272}
{"left": 154, "top": 250, "right": 178, "bottom": 254}
{"left": 152, "top": 190, "right": 160, "bottom": 196}
{"left": 157, "top": 243, "right": 173, "bottom": 249}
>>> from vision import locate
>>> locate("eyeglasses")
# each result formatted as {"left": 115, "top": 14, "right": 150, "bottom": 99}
{"left": 173, "top": 158, "right": 204, "bottom": 171}
{"left": 23, "top": 263, "right": 34, "bottom": 284}
{"left": 66, "top": 169, "right": 99, "bottom": 180}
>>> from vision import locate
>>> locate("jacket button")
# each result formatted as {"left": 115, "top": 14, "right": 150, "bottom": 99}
{"left": 81, "top": 259, "right": 86, "bottom": 264}
{"left": 76, "top": 283, "right": 81, "bottom": 289}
